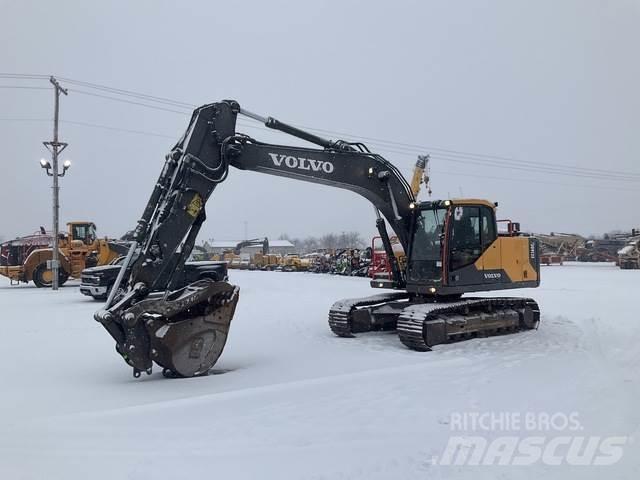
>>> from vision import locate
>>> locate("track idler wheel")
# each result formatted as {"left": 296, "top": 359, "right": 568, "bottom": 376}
{"left": 518, "top": 302, "right": 540, "bottom": 330}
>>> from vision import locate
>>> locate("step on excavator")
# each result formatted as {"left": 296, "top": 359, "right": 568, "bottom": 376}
{"left": 95, "top": 100, "right": 540, "bottom": 378}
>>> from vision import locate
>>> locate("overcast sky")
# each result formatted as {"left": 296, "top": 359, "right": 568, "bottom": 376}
{"left": 1, "top": 0, "right": 638, "bottom": 244}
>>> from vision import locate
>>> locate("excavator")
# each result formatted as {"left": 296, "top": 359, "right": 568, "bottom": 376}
{"left": 230, "top": 237, "right": 268, "bottom": 270}
{"left": 95, "top": 100, "right": 540, "bottom": 378}
{"left": 232, "top": 237, "right": 269, "bottom": 256}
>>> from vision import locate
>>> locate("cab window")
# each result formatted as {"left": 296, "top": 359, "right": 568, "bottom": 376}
{"left": 480, "top": 206, "right": 497, "bottom": 248}
{"left": 449, "top": 206, "right": 481, "bottom": 270}
{"left": 72, "top": 224, "right": 96, "bottom": 244}
{"left": 407, "top": 207, "right": 447, "bottom": 282}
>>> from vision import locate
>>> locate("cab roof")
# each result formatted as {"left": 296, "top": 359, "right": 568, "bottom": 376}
{"left": 67, "top": 222, "right": 97, "bottom": 227}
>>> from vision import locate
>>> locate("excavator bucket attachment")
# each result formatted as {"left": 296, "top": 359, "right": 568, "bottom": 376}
{"left": 146, "top": 281, "right": 239, "bottom": 377}
{"left": 98, "top": 280, "right": 239, "bottom": 378}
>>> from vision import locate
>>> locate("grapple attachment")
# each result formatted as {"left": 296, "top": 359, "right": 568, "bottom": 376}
{"left": 97, "top": 279, "right": 239, "bottom": 378}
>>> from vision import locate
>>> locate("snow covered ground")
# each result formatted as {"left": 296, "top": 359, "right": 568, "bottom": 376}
{"left": 0, "top": 263, "right": 638, "bottom": 479}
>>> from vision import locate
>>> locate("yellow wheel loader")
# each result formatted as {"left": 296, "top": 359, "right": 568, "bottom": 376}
{"left": 0, "top": 222, "right": 128, "bottom": 287}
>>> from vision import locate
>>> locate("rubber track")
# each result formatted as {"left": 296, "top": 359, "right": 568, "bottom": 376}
{"left": 397, "top": 297, "right": 540, "bottom": 351}
{"left": 328, "top": 291, "right": 410, "bottom": 337}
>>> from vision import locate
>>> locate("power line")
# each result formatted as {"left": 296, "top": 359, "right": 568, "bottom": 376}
{"left": 57, "top": 76, "right": 196, "bottom": 109}
{"left": 51, "top": 121, "right": 640, "bottom": 188}
{"left": 3, "top": 81, "right": 634, "bottom": 182}
{"left": 0, "top": 73, "right": 196, "bottom": 109}
{"left": 238, "top": 117, "right": 640, "bottom": 180}
{"left": 2, "top": 73, "right": 639, "bottom": 183}
{"left": 427, "top": 152, "right": 640, "bottom": 183}
{"left": 61, "top": 120, "right": 175, "bottom": 139}
{"left": 16, "top": 74, "right": 640, "bottom": 180}
{"left": 430, "top": 169, "right": 639, "bottom": 194}
{"left": 1, "top": 114, "right": 637, "bottom": 193}
{"left": 50, "top": 121, "right": 640, "bottom": 191}
{"left": 2, "top": 109, "right": 640, "bottom": 185}
{"left": 0, "top": 85, "right": 50, "bottom": 90}
{"left": 68, "top": 88, "right": 191, "bottom": 115}
{"left": 0, "top": 116, "right": 175, "bottom": 138}
{"left": 0, "top": 117, "right": 175, "bottom": 139}
{"left": 0, "top": 73, "right": 50, "bottom": 80}
{"left": 278, "top": 122, "right": 640, "bottom": 180}
{"left": 0, "top": 117, "right": 50, "bottom": 121}
{"left": 236, "top": 122, "right": 640, "bottom": 183}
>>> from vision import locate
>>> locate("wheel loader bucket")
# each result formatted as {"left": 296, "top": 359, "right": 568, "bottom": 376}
{"left": 98, "top": 279, "right": 239, "bottom": 378}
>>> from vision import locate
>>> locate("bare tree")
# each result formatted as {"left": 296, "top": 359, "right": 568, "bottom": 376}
{"left": 338, "top": 231, "right": 365, "bottom": 249}
{"left": 302, "top": 236, "right": 320, "bottom": 252}
{"left": 279, "top": 233, "right": 304, "bottom": 251}
{"left": 318, "top": 233, "right": 338, "bottom": 250}
{"left": 278, "top": 232, "right": 367, "bottom": 253}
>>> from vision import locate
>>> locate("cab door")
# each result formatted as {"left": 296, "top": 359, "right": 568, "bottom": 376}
{"left": 479, "top": 206, "right": 502, "bottom": 284}
{"left": 448, "top": 205, "right": 482, "bottom": 286}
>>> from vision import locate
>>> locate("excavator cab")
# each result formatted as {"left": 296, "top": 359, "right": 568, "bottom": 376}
{"left": 405, "top": 199, "right": 539, "bottom": 296}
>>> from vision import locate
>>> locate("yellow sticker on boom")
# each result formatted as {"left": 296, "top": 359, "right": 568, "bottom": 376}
{"left": 186, "top": 193, "right": 203, "bottom": 218}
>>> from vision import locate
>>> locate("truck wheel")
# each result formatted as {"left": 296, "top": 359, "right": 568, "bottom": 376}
{"left": 32, "top": 263, "right": 68, "bottom": 288}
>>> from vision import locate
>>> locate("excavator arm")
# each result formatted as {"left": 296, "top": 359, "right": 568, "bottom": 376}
{"left": 95, "top": 100, "right": 416, "bottom": 378}
{"left": 222, "top": 126, "right": 414, "bottom": 251}
{"left": 233, "top": 238, "right": 269, "bottom": 256}
{"left": 225, "top": 103, "right": 414, "bottom": 286}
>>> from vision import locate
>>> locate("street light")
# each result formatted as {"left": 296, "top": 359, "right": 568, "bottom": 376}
{"left": 42, "top": 76, "right": 69, "bottom": 291}
{"left": 38, "top": 157, "right": 71, "bottom": 290}
{"left": 40, "top": 158, "right": 71, "bottom": 177}
{"left": 61, "top": 159, "right": 71, "bottom": 176}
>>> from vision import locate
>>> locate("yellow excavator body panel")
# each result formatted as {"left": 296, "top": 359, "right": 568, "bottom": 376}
{"left": 475, "top": 236, "right": 538, "bottom": 283}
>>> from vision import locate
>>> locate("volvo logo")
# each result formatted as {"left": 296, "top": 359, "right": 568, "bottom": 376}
{"left": 484, "top": 272, "right": 502, "bottom": 279}
{"left": 268, "top": 153, "right": 335, "bottom": 174}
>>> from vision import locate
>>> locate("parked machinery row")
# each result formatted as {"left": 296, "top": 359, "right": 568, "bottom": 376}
{"left": 192, "top": 237, "right": 370, "bottom": 273}
{"left": 196, "top": 238, "right": 313, "bottom": 271}
{"left": 535, "top": 229, "right": 640, "bottom": 268}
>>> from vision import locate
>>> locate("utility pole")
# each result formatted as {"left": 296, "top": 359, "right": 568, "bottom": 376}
{"left": 43, "top": 76, "right": 68, "bottom": 290}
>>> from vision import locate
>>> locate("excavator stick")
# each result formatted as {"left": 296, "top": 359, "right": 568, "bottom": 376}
{"left": 97, "top": 279, "right": 239, "bottom": 378}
